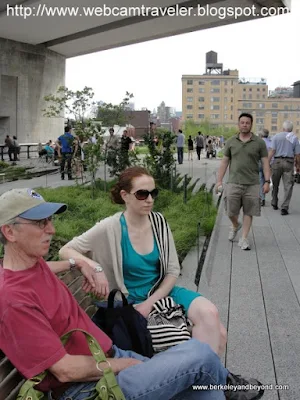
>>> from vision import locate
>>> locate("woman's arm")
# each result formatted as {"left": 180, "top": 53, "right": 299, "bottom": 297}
{"left": 59, "top": 222, "right": 110, "bottom": 298}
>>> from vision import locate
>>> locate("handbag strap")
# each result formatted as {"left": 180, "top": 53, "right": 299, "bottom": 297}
{"left": 17, "top": 329, "right": 125, "bottom": 400}
{"left": 107, "top": 289, "right": 128, "bottom": 308}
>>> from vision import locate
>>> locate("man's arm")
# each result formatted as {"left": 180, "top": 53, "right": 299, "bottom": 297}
{"left": 215, "top": 156, "right": 230, "bottom": 192}
{"left": 49, "top": 354, "right": 141, "bottom": 383}
{"left": 261, "top": 157, "right": 271, "bottom": 181}
{"left": 268, "top": 149, "right": 275, "bottom": 163}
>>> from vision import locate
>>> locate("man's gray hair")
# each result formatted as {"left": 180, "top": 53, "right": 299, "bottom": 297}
{"left": 283, "top": 120, "right": 293, "bottom": 132}
{"left": 0, "top": 218, "right": 18, "bottom": 245}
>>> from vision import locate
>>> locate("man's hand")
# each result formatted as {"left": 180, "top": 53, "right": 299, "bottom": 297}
{"left": 109, "top": 358, "right": 143, "bottom": 374}
{"left": 263, "top": 182, "right": 270, "bottom": 194}
{"left": 134, "top": 301, "right": 153, "bottom": 318}
{"left": 215, "top": 181, "right": 223, "bottom": 194}
{"left": 75, "top": 259, "right": 109, "bottom": 298}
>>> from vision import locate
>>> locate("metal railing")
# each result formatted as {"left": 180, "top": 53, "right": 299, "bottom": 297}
{"left": 0, "top": 143, "right": 45, "bottom": 161}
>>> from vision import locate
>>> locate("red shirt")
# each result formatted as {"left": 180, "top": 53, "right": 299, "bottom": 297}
{"left": 0, "top": 258, "right": 112, "bottom": 391}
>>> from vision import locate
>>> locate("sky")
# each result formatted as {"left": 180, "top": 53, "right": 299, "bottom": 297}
{"left": 66, "top": 0, "right": 298, "bottom": 112}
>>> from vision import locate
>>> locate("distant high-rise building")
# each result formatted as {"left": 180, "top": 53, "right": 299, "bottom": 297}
{"left": 182, "top": 51, "right": 300, "bottom": 136}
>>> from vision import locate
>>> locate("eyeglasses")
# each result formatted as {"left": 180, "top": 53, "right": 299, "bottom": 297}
{"left": 131, "top": 188, "right": 159, "bottom": 201}
{"left": 13, "top": 216, "right": 54, "bottom": 229}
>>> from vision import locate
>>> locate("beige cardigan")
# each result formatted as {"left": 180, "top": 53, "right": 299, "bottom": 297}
{"left": 61, "top": 212, "right": 180, "bottom": 296}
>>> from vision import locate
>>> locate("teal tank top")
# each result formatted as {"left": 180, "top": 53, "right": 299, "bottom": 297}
{"left": 120, "top": 214, "right": 160, "bottom": 303}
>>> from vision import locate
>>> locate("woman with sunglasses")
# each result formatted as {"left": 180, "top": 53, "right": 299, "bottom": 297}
{"left": 59, "top": 166, "right": 227, "bottom": 356}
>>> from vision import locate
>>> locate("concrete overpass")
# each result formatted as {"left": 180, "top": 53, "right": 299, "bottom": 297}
{"left": 0, "top": 0, "right": 290, "bottom": 143}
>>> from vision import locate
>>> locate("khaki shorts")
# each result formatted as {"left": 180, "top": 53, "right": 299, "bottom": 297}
{"left": 224, "top": 183, "right": 261, "bottom": 217}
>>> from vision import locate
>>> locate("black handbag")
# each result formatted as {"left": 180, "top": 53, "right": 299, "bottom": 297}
{"left": 92, "top": 289, "right": 154, "bottom": 358}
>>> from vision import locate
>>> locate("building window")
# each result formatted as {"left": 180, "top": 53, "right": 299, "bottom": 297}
{"left": 256, "top": 118, "right": 264, "bottom": 124}
{"left": 198, "top": 97, "right": 205, "bottom": 102}
{"left": 243, "top": 88, "right": 246, "bottom": 92}
{"left": 259, "top": 103, "right": 265, "bottom": 109}
{"left": 297, "top": 129, "right": 300, "bottom": 134}
{"left": 262, "top": 95, "right": 266, "bottom": 99}
{"left": 284, "top": 113, "right": 288, "bottom": 119}
{"left": 231, "top": 89, "right": 234, "bottom": 94}
{"left": 243, "top": 94, "right": 246, "bottom": 99}
{"left": 225, "top": 88, "right": 228, "bottom": 93}
{"left": 187, "top": 105, "right": 193, "bottom": 109}
{"left": 198, "top": 114, "right": 205, "bottom": 119}
{"left": 211, "top": 80, "right": 220, "bottom": 85}
{"left": 210, "top": 105, "right": 220, "bottom": 110}
{"left": 297, "top": 121, "right": 300, "bottom": 126}
{"left": 210, "top": 114, "right": 220, "bottom": 119}
{"left": 231, "top": 114, "right": 233, "bottom": 119}
{"left": 211, "top": 88, "right": 220, "bottom": 93}
{"left": 187, "top": 97, "right": 193, "bottom": 102}
{"left": 198, "top": 80, "right": 205, "bottom": 85}
{"left": 198, "top": 106, "right": 205, "bottom": 110}
{"left": 199, "top": 88, "right": 205, "bottom": 93}
{"left": 225, "top": 81, "right": 228, "bottom": 86}
{"left": 186, "top": 114, "right": 193, "bottom": 119}
{"left": 256, "top": 112, "right": 264, "bottom": 117}
{"left": 249, "top": 94, "right": 252, "bottom": 99}
{"left": 187, "top": 88, "right": 193, "bottom": 93}
{"left": 271, "top": 112, "right": 277, "bottom": 117}
{"left": 224, "top": 97, "right": 228, "bottom": 102}
{"left": 272, "top": 103, "right": 278, "bottom": 108}
{"left": 256, "top": 95, "right": 260, "bottom": 99}
{"left": 243, "top": 102, "right": 252, "bottom": 108}
{"left": 249, "top": 88, "right": 252, "bottom": 92}
{"left": 224, "top": 105, "right": 227, "bottom": 110}
{"left": 262, "top": 88, "right": 266, "bottom": 92}
{"left": 271, "top": 118, "right": 277, "bottom": 124}
{"left": 231, "top": 105, "right": 233, "bottom": 111}
{"left": 271, "top": 126, "right": 277, "bottom": 132}
{"left": 284, "top": 105, "right": 289, "bottom": 110}
{"left": 231, "top": 97, "right": 233, "bottom": 102}
{"left": 211, "top": 97, "right": 220, "bottom": 102}
{"left": 257, "top": 88, "right": 260, "bottom": 92}
{"left": 187, "top": 80, "right": 193, "bottom": 85}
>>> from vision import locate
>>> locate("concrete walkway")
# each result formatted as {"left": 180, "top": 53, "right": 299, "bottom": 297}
{"left": 199, "top": 183, "right": 300, "bottom": 400}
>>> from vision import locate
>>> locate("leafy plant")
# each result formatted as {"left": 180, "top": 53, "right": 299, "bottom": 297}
{"left": 143, "top": 130, "right": 176, "bottom": 190}
{"left": 43, "top": 86, "right": 104, "bottom": 195}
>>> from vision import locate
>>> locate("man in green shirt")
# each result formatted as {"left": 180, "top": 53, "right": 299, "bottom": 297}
{"left": 215, "top": 113, "right": 271, "bottom": 250}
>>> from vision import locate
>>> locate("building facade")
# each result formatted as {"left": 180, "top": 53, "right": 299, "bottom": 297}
{"left": 182, "top": 52, "right": 300, "bottom": 136}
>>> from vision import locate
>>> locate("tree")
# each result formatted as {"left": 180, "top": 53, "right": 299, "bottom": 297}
{"left": 43, "top": 86, "right": 103, "bottom": 195}
{"left": 143, "top": 129, "right": 176, "bottom": 190}
{"left": 96, "top": 92, "right": 138, "bottom": 178}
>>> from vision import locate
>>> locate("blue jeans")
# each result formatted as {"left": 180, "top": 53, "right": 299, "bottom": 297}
{"left": 259, "top": 167, "right": 265, "bottom": 200}
{"left": 48, "top": 339, "right": 228, "bottom": 400}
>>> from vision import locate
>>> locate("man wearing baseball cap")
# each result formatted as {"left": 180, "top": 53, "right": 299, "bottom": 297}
{"left": 0, "top": 188, "right": 265, "bottom": 400}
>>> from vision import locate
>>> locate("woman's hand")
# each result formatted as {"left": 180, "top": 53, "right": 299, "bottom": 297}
{"left": 134, "top": 301, "right": 153, "bottom": 318}
{"left": 75, "top": 259, "right": 109, "bottom": 298}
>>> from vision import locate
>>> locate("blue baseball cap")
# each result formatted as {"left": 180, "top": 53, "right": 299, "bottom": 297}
{"left": 0, "top": 188, "right": 67, "bottom": 226}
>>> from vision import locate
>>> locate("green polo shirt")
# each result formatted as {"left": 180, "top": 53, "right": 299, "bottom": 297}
{"left": 224, "top": 133, "right": 268, "bottom": 185}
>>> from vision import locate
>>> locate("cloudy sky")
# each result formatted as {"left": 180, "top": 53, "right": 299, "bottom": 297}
{"left": 66, "top": 0, "right": 298, "bottom": 112}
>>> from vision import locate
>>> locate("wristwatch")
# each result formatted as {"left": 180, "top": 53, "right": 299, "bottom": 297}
{"left": 265, "top": 180, "right": 271, "bottom": 184}
{"left": 69, "top": 258, "right": 76, "bottom": 271}
{"left": 94, "top": 264, "right": 103, "bottom": 273}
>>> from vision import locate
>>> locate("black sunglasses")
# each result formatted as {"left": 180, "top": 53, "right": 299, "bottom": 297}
{"left": 132, "top": 188, "right": 159, "bottom": 201}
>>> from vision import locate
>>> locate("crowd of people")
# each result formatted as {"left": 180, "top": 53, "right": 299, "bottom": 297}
{"left": 176, "top": 131, "right": 224, "bottom": 163}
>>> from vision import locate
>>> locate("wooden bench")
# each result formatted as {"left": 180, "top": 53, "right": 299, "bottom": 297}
{"left": 0, "top": 269, "right": 97, "bottom": 400}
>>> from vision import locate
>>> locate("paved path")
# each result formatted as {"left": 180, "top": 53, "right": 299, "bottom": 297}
{"left": 199, "top": 183, "right": 300, "bottom": 400}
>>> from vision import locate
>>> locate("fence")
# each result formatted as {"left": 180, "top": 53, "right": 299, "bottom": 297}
{"left": 0, "top": 143, "right": 44, "bottom": 161}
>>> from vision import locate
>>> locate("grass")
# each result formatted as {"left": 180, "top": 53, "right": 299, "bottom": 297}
{"left": 36, "top": 184, "right": 217, "bottom": 263}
